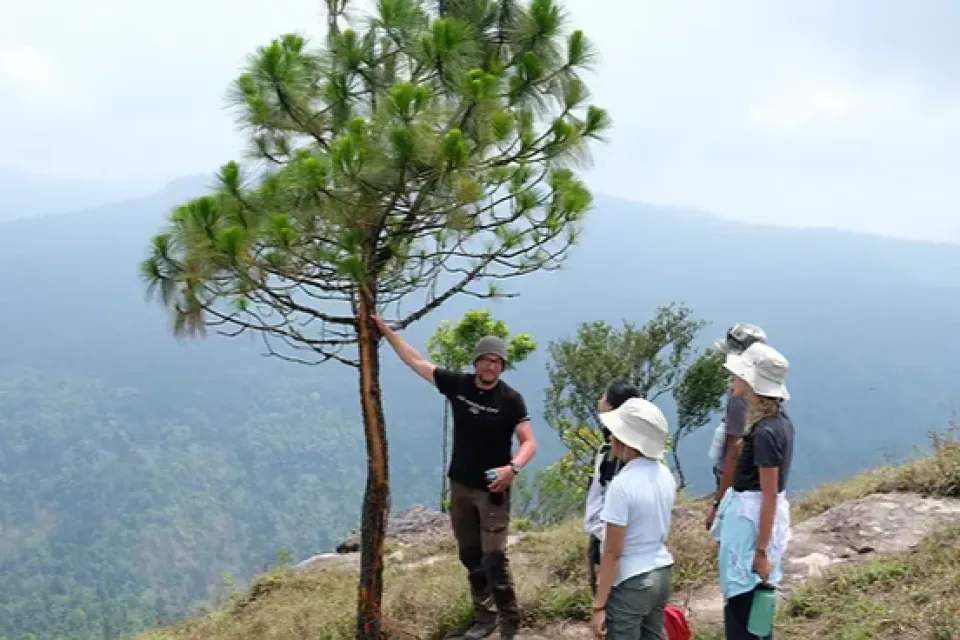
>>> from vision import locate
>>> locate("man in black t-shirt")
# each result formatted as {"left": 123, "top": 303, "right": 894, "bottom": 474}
{"left": 373, "top": 316, "right": 536, "bottom": 640}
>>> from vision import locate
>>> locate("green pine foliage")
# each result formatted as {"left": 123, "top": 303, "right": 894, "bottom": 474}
{"left": 141, "top": 0, "right": 608, "bottom": 351}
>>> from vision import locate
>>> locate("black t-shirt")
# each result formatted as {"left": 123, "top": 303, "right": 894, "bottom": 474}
{"left": 434, "top": 368, "right": 529, "bottom": 489}
{"left": 732, "top": 411, "right": 795, "bottom": 492}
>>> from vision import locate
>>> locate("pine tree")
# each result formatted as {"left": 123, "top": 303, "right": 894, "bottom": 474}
{"left": 141, "top": 1, "right": 607, "bottom": 636}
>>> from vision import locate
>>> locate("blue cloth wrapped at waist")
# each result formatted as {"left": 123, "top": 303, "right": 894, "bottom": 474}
{"left": 710, "top": 487, "right": 791, "bottom": 599}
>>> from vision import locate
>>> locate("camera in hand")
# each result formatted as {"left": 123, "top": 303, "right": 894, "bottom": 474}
{"left": 485, "top": 468, "right": 505, "bottom": 505}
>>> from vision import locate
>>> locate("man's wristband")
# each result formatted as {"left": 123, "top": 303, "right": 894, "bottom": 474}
{"left": 509, "top": 462, "right": 521, "bottom": 475}
{"left": 592, "top": 604, "right": 606, "bottom": 612}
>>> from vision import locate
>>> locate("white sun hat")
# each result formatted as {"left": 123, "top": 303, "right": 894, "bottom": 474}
{"left": 724, "top": 342, "right": 790, "bottom": 400}
{"left": 598, "top": 397, "right": 670, "bottom": 460}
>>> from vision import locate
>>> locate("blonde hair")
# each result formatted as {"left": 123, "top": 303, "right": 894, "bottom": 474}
{"left": 745, "top": 394, "right": 781, "bottom": 434}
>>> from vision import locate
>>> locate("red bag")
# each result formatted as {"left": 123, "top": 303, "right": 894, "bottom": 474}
{"left": 664, "top": 605, "right": 691, "bottom": 640}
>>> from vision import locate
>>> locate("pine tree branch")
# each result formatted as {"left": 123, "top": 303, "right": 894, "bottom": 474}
{"left": 394, "top": 257, "right": 494, "bottom": 329}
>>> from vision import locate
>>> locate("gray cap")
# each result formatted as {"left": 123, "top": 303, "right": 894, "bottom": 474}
{"left": 473, "top": 335, "right": 507, "bottom": 364}
{"left": 714, "top": 323, "right": 768, "bottom": 354}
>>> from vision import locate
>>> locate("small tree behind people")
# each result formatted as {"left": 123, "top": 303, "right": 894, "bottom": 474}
{"left": 545, "top": 304, "right": 726, "bottom": 489}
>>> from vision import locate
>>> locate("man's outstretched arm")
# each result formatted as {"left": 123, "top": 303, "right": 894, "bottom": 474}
{"left": 371, "top": 315, "right": 437, "bottom": 385}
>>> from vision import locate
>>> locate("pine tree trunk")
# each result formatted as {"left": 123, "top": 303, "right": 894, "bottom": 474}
{"left": 355, "top": 296, "right": 390, "bottom": 640}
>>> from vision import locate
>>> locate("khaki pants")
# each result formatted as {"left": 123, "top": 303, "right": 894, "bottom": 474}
{"left": 449, "top": 480, "right": 520, "bottom": 629}
{"left": 606, "top": 565, "right": 673, "bottom": 640}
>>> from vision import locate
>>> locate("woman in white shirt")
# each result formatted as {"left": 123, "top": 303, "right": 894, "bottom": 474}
{"left": 592, "top": 397, "right": 676, "bottom": 640}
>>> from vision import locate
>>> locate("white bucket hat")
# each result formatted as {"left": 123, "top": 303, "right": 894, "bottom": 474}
{"left": 724, "top": 342, "right": 790, "bottom": 400}
{"left": 598, "top": 397, "right": 670, "bottom": 460}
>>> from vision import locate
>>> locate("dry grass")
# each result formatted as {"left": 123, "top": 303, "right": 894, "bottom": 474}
{"left": 383, "top": 557, "right": 475, "bottom": 638}
{"left": 138, "top": 521, "right": 589, "bottom": 640}
{"left": 513, "top": 518, "right": 593, "bottom": 623}
{"left": 138, "top": 567, "right": 359, "bottom": 640}
{"left": 668, "top": 496, "right": 719, "bottom": 596}
{"left": 876, "top": 431, "right": 960, "bottom": 497}
{"left": 138, "top": 506, "right": 717, "bottom": 640}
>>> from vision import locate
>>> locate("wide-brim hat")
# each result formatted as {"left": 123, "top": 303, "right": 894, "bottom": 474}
{"left": 598, "top": 397, "right": 669, "bottom": 460}
{"left": 724, "top": 342, "right": 790, "bottom": 400}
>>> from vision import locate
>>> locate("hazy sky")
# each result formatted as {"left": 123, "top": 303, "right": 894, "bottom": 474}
{"left": 2, "top": 1, "right": 957, "bottom": 243}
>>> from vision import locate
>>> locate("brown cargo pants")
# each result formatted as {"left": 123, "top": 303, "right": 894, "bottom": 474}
{"left": 449, "top": 480, "right": 520, "bottom": 630}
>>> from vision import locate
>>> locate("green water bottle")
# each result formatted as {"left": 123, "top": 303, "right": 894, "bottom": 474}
{"left": 747, "top": 584, "right": 776, "bottom": 637}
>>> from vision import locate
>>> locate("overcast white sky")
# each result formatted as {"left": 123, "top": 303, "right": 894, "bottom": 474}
{"left": 1, "top": 0, "right": 957, "bottom": 243}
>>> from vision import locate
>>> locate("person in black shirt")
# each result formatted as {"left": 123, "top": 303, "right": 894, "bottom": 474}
{"left": 716, "top": 342, "right": 794, "bottom": 640}
{"left": 706, "top": 322, "right": 768, "bottom": 532}
{"left": 373, "top": 315, "right": 536, "bottom": 640}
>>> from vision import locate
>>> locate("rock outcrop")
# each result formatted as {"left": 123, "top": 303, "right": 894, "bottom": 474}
{"left": 294, "top": 505, "right": 448, "bottom": 572}
{"left": 781, "top": 492, "right": 960, "bottom": 589}
{"left": 334, "top": 504, "right": 449, "bottom": 553}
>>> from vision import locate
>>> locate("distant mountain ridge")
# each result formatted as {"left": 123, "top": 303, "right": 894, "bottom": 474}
{"left": 4, "top": 179, "right": 960, "bottom": 484}
{"left": 0, "top": 166, "right": 163, "bottom": 222}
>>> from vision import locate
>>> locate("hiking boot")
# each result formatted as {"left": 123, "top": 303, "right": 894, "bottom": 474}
{"left": 462, "top": 618, "right": 498, "bottom": 640}
{"left": 499, "top": 622, "right": 520, "bottom": 640}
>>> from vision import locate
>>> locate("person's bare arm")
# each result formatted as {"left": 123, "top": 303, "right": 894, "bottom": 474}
{"left": 592, "top": 523, "right": 626, "bottom": 639}
{"left": 371, "top": 315, "right": 436, "bottom": 384}
{"left": 754, "top": 466, "right": 779, "bottom": 582}
{"left": 593, "top": 523, "right": 624, "bottom": 608}
{"left": 488, "top": 421, "right": 536, "bottom": 492}
{"left": 718, "top": 436, "right": 741, "bottom": 497}
{"left": 512, "top": 421, "right": 536, "bottom": 468}
{"left": 706, "top": 435, "right": 742, "bottom": 529}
